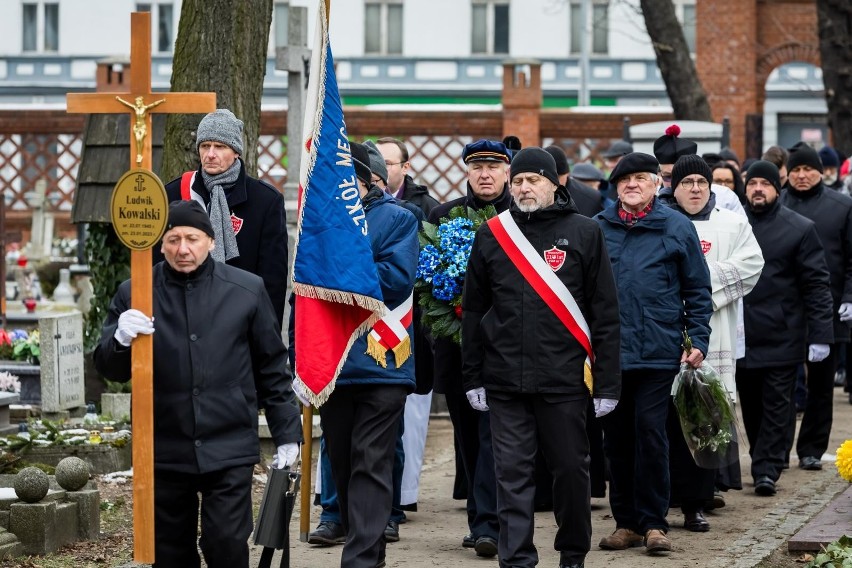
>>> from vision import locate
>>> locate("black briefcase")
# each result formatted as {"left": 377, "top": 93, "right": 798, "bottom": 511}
{"left": 254, "top": 465, "right": 300, "bottom": 568}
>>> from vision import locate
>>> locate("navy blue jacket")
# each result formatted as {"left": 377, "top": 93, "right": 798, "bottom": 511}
{"left": 595, "top": 199, "right": 712, "bottom": 371}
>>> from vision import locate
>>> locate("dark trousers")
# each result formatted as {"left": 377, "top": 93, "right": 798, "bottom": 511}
{"left": 736, "top": 364, "right": 797, "bottom": 481}
{"left": 444, "top": 385, "right": 499, "bottom": 540}
{"left": 489, "top": 392, "right": 591, "bottom": 568}
{"left": 798, "top": 348, "right": 838, "bottom": 460}
{"left": 320, "top": 384, "right": 408, "bottom": 568}
{"left": 153, "top": 464, "right": 254, "bottom": 568}
{"left": 602, "top": 370, "right": 673, "bottom": 534}
{"left": 667, "top": 399, "right": 715, "bottom": 512}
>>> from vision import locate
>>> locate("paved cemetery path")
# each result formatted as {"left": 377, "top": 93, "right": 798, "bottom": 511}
{"left": 272, "top": 387, "right": 852, "bottom": 568}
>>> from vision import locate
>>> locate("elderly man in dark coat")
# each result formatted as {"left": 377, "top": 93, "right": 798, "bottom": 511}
{"left": 462, "top": 147, "right": 621, "bottom": 568}
{"left": 595, "top": 152, "right": 712, "bottom": 555}
{"left": 95, "top": 200, "right": 301, "bottom": 568}
{"left": 780, "top": 143, "right": 852, "bottom": 470}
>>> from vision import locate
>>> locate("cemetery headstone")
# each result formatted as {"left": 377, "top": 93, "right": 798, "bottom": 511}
{"left": 38, "top": 312, "right": 85, "bottom": 413}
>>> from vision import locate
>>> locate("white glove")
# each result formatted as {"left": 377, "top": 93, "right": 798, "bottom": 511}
{"left": 808, "top": 344, "right": 830, "bottom": 363}
{"left": 272, "top": 443, "right": 300, "bottom": 469}
{"left": 839, "top": 303, "right": 852, "bottom": 322}
{"left": 594, "top": 398, "right": 618, "bottom": 418}
{"left": 114, "top": 309, "right": 155, "bottom": 347}
{"left": 465, "top": 387, "right": 489, "bottom": 411}
{"left": 293, "top": 387, "right": 311, "bottom": 408}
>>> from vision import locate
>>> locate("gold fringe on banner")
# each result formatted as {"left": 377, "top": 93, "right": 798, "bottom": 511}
{"left": 584, "top": 362, "right": 593, "bottom": 395}
{"left": 392, "top": 336, "right": 411, "bottom": 369}
{"left": 367, "top": 335, "right": 389, "bottom": 368}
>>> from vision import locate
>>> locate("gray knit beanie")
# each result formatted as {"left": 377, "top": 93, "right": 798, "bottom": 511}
{"left": 196, "top": 109, "right": 244, "bottom": 155}
{"left": 363, "top": 140, "right": 388, "bottom": 184}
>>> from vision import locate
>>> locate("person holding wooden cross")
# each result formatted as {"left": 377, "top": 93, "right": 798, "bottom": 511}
{"left": 157, "top": 108, "right": 290, "bottom": 327}
{"left": 94, "top": 200, "right": 302, "bottom": 568}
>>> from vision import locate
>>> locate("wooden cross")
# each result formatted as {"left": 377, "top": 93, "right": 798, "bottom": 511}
{"left": 66, "top": 12, "right": 216, "bottom": 563}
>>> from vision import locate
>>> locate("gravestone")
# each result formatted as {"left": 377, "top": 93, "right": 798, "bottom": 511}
{"left": 38, "top": 312, "right": 85, "bottom": 413}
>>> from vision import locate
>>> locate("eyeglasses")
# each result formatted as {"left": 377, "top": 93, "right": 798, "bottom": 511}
{"left": 679, "top": 179, "right": 710, "bottom": 190}
{"left": 661, "top": 174, "right": 672, "bottom": 182}
{"left": 713, "top": 178, "right": 735, "bottom": 187}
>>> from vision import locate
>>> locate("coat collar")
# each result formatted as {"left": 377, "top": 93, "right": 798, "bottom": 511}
{"left": 194, "top": 159, "right": 249, "bottom": 208}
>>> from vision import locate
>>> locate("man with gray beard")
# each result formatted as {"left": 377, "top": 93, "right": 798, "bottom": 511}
{"left": 462, "top": 147, "right": 621, "bottom": 568}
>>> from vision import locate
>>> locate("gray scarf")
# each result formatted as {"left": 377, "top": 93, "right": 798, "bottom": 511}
{"left": 200, "top": 159, "right": 241, "bottom": 262}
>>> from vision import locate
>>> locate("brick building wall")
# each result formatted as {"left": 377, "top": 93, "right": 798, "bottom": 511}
{"left": 697, "top": 0, "right": 820, "bottom": 158}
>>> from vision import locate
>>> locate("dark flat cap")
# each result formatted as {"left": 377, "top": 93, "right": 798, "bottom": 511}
{"left": 608, "top": 152, "right": 659, "bottom": 184}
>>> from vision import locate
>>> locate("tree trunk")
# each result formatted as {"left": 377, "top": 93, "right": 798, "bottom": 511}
{"left": 639, "top": 0, "right": 713, "bottom": 122}
{"left": 160, "top": 0, "right": 273, "bottom": 181}
{"left": 817, "top": 0, "right": 852, "bottom": 156}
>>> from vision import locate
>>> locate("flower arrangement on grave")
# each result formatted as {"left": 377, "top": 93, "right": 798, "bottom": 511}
{"left": 0, "top": 420, "right": 131, "bottom": 453}
{"left": 0, "top": 372, "right": 21, "bottom": 394}
{"left": 414, "top": 205, "right": 497, "bottom": 345}
{"left": 0, "top": 329, "right": 40, "bottom": 364}
{"left": 836, "top": 440, "right": 852, "bottom": 482}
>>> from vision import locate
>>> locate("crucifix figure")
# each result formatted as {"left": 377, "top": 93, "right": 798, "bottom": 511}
{"left": 115, "top": 95, "right": 166, "bottom": 165}
{"left": 66, "top": 12, "right": 215, "bottom": 564}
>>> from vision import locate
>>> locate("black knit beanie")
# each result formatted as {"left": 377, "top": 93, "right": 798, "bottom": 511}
{"left": 745, "top": 160, "right": 781, "bottom": 193}
{"left": 510, "top": 147, "right": 559, "bottom": 186}
{"left": 544, "top": 145, "right": 571, "bottom": 175}
{"left": 671, "top": 154, "right": 713, "bottom": 191}
{"left": 787, "top": 143, "right": 824, "bottom": 173}
{"left": 167, "top": 200, "right": 214, "bottom": 238}
{"left": 350, "top": 142, "right": 373, "bottom": 185}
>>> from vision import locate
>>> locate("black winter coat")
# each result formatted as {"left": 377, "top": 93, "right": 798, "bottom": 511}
{"left": 398, "top": 175, "right": 440, "bottom": 220}
{"left": 781, "top": 182, "right": 852, "bottom": 343}
{"left": 159, "top": 160, "right": 289, "bottom": 326}
{"left": 94, "top": 258, "right": 302, "bottom": 474}
{"left": 566, "top": 178, "right": 604, "bottom": 218}
{"left": 740, "top": 200, "right": 834, "bottom": 368}
{"left": 461, "top": 189, "right": 621, "bottom": 398}
{"left": 428, "top": 183, "right": 513, "bottom": 395}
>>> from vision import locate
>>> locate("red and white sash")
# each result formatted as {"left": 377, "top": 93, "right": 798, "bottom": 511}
{"left": 366, "top": 293, "right": 414, "bottom": 368}
{"left": 487, "top": 211, "right": 594, "bottom": 394}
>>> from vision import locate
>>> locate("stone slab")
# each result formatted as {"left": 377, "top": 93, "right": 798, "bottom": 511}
{"left": 65, "top": 489, "right": 99, "bottom": 540}
{"left": 21, "top": 443, "right": 131, "bottom": 474}
{"left": 788, "top": 483, "right": 852, "bottom": 551}
{"left": 0, "top": 364, "right": 40, "bottom": 406}
{"left": 38, "top": 312, "right": 85, "bottom": 412}
{"left": 10, "top": 500, "right": 57, "bottom": 554}
{"left": 55, "top": 501, "right": 77, "bottom": 547}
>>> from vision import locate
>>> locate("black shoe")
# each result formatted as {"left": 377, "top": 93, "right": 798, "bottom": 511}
{"left": 683, "top": 509, "right": 710, "bottom": 532}
{"left": 799, "top": 456, "right": 823, "bottom": 470}
{"left": 559, "top": 564, "right": 584, "bottom": 568}
{"left": 754, "top": 476, "right": 776, "bottom": 496}
{"left": 307, "top": 521, "right": 346, "bottom": 545}
{"left": 474, "top": 536, "right": 498, "bottom": 557}
{"left": 462, "top": 533, "right": 475, "bottom": 548}
{"left": 376, "top": 562, "right": 386, "bottom": 568}
{"left": 400, "top": 502, "right": 418, "bottom": 512}
{"left": 384, "top": 520, "right": 400, "bottom": 542}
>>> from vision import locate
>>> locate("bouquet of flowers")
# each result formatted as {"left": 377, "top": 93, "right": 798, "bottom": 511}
{"left": 671, "top": 331, "right": 739, "bottom": 468}
{"left": 0, "top": 329, "right": 40, "bottom": 364}
{"left": 414, "top": 205, "right": 497, "bottom": 344}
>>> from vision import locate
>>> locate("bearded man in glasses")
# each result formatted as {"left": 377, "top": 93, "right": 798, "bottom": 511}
{"left": 666, "top": 154, "right": 765, "bottom": 531}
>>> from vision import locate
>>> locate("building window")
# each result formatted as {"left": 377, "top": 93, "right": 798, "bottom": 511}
{"left": 364, "top": 1, "right": 403, "bottom": 55}
{"left": 680, "top": 3, "right": 696, "bottom": 53}
{"left": 471, "top": 0, "right": 509, "bottom": 55}
{"left": 274, "top": 2, "right": 289, "bottom": 47}
{"left": 22, "top": 2, "right": 59, "bottom": 53}
{"left": 570, "top": 1, "right": 608, "bottom": 55}
{"left": 136, "top": 2, "right": 174, "bottom": 53}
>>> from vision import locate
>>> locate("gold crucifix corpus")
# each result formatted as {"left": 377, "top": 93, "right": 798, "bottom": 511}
{"left": 115, "top": 95, "right": 166, "bottom": 166}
